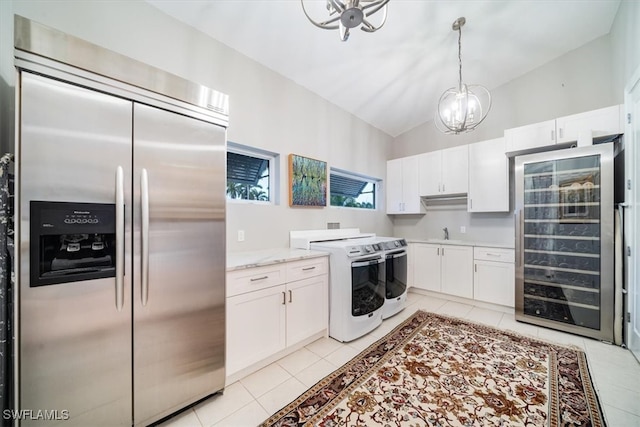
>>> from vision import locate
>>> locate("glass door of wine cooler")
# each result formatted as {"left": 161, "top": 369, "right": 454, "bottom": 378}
{"left": 515, "top": 143, "right": 615, "bottom": 342}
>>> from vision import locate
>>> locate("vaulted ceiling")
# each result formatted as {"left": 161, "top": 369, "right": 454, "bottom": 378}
{"left": 146, "top": 0, "right": 621, "bottom": 137}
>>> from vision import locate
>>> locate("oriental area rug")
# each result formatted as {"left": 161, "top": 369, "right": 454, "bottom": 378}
{"left": 260, "top": 310, "right": 605, "bottom": 427}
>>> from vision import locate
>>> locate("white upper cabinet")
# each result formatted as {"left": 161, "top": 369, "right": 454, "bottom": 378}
{"left": 441, "top": 145, "right": 469, "bottom": 194}
{"left": 555, "top": 105, "right": 622, "bottom": 145}
{"left": 468, "top": 137, "right": 509, "bottom": 212}
{"left": 504, "top": 119, "right": 556, "bottom": 153}
{"left": 417, "top": 151, "right": 440, "bottom": 196}
{"left": 386, "top": 155, "right": 423, "bottom": 214}
{"left": 505, "top": 105, "right": 623, "bottom": 153}
{"left": 418, "top": 145, "right": 468, "bottom": 196}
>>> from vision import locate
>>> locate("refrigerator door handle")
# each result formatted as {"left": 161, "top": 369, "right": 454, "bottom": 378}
{"left": 141, "top": 168, "right": 150, "bottom": 306}
{"left": 116, "top": 166, "right": 125, "bottom": 311}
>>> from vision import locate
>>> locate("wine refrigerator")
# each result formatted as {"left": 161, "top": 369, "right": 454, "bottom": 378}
{"left": 515, "top": 142, "right": 617, "bottom": 342}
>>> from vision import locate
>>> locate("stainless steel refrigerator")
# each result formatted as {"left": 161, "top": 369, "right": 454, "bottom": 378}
{"left": 16, "top": 17, "right": 227, "bottom": 426}
{"left": 515, "top": 143, "right": 617, "bottom": 342}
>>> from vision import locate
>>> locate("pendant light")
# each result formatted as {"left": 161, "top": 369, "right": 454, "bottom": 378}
{"left": 436, "top": 17, "right": 491, "bottom": 134}
{"left": 301, "top": 0, "right": 389, "bottom": 42}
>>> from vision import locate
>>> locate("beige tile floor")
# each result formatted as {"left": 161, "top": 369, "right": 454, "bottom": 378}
{"left": 161, "top": 291, "right": 640, "bottom": 427}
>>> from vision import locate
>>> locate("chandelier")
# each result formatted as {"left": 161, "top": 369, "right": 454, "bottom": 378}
{"left": 436, "top": 17, "right": 491, "bottom": 134}
{"left": 301, "top": 0, "right": 390, "bottom": 42}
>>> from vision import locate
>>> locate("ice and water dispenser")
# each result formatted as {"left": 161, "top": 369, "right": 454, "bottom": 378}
{"left": 30, "top": 201, "right": 117, "bottom": 286}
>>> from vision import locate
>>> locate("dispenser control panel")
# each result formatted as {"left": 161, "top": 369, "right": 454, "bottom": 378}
{"left": 30, "top": 201, "right": 117, "bottom": 287}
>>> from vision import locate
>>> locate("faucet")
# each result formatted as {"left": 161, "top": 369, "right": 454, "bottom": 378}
{"left": 443, "top": 227, "right": 449, "bottom": 240}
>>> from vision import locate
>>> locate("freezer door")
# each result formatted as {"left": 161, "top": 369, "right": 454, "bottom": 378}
{"left": 19, "top": 72, "right": 133, "bottom": 426}
{"left": 132, "top": 104, "right": 226, "bottom": 425}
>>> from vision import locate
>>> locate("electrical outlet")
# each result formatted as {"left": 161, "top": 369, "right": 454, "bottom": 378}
{"left": 460, "top": 226, "right": 466, "bottom": 234}
{"left": 237, "top": 230, "right": 245, "bottom": 242}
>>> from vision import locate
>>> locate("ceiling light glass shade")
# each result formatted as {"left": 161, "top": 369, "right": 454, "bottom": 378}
{"left": 436, "top": 17, "right": 491, "bottom": 134}
{"left": 301, "top": 0, "right": 390, "bottom": 42}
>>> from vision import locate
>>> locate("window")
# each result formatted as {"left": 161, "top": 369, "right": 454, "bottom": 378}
{"left": 226, "top": 142, "right": 277, "bottom": 203}
{"left": 330, "top": 168, "right": 378, "bottom": 209}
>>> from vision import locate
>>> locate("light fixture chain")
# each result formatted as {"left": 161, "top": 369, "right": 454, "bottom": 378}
{"left": 458, "top": 26, "right": 463, "bottom": 91}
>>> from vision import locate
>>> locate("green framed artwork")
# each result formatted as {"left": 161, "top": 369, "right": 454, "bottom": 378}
{"left": 288, "top": 154, "right": 327, "bottom": 207}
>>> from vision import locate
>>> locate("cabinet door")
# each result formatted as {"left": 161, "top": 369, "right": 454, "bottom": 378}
{"left": 412, "top": 244, "right": 441, "bottom": 292}
{"left": 468, "top": 138, "right": 509, "bottom": 212}
{"left": 226, "top": 285, "right": 286, "bottom": 376}
{"left": 407, "top": 243, "right": 415, "bottom": 288}
{"left": 441, "top": 145, "right": 468, "bottom": 194}
{"left": 386, "top": 158, "right": 404, "bottom": 213}
{"left": 418, "top": 151, "right": 441, "bottom": 196}
{"left": 556, "top": 105, "right": 622, "bottom": 144}
{"left": 441, "top": 245, "right": 473, "bottom": 298}
{"left": 402, "top": 156, "right": 422, "bottom": 213}
{"left": 474, "top": 260, "right": 515, "bottom": 307}
{"left": 504, "top": 119, "right": 556, "bottom": 153}
{"left": 286, "top": 275, "right": 328, "bottom": 346}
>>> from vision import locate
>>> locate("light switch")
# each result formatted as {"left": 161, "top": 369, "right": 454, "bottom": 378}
{"left": 238, "top": 230, "right": 245, "bottom": 241}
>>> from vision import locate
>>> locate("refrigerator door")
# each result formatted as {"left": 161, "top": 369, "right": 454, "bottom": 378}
{"left": 515, "top": 143, "right": 614, "bottom": 342}
{"left": 19, "top": 72, "right": 133, "bottom": 425}
{"left": 132, "top": 104, "right": 226, "bottom": 425}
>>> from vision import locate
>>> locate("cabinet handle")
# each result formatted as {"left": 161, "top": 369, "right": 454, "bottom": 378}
{"left": 442, "top": 248, "right": 445, "bottom": 256}
{"left": 282, "top": 291, "right": 286, "bottom": 305}
{"left": 289, "top": 290, "right": 292, "bottom": 303}
{"left": 486, "top": 253, "right": 501, "bottom": 257}
{"left": 551, "top": 129, "right": 555, "bottom": 141}
{"left": 438, "top": 183, "right": 441, "bottom": 193}
{"left": 470, "top": 199, "right": 473, "bottom": 210}
{"left": 474, "top": 264, "right": 477, "bottom": 273}
{"left": 251, "top": 276, "right": 269, "bottom": 282}
{"left": 302, "top": 266, "right": 316, "bottom": 271}
{"left": 559, "top": 128, "right": 564, "bottom": 139}
{"left": 437, "top": 248, "right": 440, "bottom": 256}
{"left": 442, "top": 183, "right": 445, "bottom": 192}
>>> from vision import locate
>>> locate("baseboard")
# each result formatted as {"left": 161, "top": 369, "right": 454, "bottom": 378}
{"left": 408, "top": 288, "right": 515, "bottom": 315}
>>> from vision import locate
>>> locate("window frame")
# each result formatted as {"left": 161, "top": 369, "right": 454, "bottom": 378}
{"left": 226, "top": 142, "right": 278, "bottom": 205}
{"left": 329, "top": 167, "right": 380, "bottom": 210}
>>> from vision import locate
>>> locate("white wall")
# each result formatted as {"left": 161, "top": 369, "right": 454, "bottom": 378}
{"left": 610, "top": 0, "right": 640, "bottom": 95}
{"left": 0, "top": 0, "right": 394, "bottom": 251}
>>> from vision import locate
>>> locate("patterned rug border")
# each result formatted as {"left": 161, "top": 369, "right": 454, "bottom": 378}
{"left": 261, "top": 309, "right": 606, "bottom": 427}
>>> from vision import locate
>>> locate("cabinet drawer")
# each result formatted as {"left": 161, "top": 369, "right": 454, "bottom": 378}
{"left": 286, "top": 257, "right": 328, "bottom": 282}
{"left": 227, "top": 264, "right": 286, "bottom": 297}
{"left": 474, "top": 247, "right": 514, "bottom": 263}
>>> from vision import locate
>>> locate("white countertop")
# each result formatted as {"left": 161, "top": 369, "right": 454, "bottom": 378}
{"left": 407, "top": 239, "right": 514, "bottom": 249}
{"left": 227, "top": 248, "right": 329, "bottom": 271}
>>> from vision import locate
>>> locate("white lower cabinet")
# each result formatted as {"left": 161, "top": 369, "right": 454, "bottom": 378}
{"left": 226, "top": 285, "right": 287, "bottom": 375}
{"left": 412, "top": 243, "right": 473, "bottom": 298}
{"left": 226, "top": 257, "right": 328, "bottom": 377}
{"left": 412, "top": 244, "right": 441, "bottom": 292}
{"left": 410, "top": 243, "right": 515, "bottom": 307}
{"left": 441, "top": 245, "right": 473, "bottom": 298}
{"left": 473, "top": 247, "right": 515, "bottom": 308}
{"left": 285, "top": 275, "right": 328, "bottom": 345}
